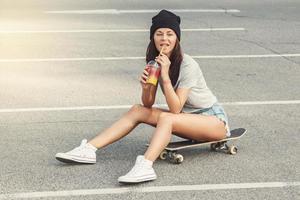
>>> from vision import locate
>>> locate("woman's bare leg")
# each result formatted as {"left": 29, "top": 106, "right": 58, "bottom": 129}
{"left": 144, "top": 112, "right": 227, "bottom": 162}
{"left": 88, "top": 104, "right": 167, "bottom": 149}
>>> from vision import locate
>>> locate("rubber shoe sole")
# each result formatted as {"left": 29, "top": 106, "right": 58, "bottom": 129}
{"left": 55, "top": 153, "right": 96, "bottom": 164}
{"left": 118, "top": 174, "right": 157, "bottom": 183}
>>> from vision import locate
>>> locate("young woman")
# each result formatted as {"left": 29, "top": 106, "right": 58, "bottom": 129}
{"left": 55, "top": 10, "right": 230, "bottom": 183}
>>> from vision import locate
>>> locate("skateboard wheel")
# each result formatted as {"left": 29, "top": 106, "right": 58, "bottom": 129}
{"left": 229, "top": 146, "right": 237, "bottom": 155}
{"left": 159, "top": 150, "right": 168, "bottom": 160}
{"left": 174, "top": 154, "right": 184, "bottom": 164}
{"left": 210, "top": 143, "right": 217, "bottom": 151}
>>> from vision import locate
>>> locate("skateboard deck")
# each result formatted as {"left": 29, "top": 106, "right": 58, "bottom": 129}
{"left": 166, "top": 128, "right": 246, "bottom": 150}
{"left": 147, "top": 128, "right": 246, "bottom": 164}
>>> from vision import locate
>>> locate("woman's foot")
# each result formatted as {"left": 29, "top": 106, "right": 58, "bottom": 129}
{"left": 55, "top": 139, "right": 97, "bottom": 164}
{"left": 118, "top": 155, "right": 157, "bottom": 183}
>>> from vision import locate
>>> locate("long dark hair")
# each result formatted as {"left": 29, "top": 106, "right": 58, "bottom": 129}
{"left": 146, "top": 39, "right": 183, "bottom": 87}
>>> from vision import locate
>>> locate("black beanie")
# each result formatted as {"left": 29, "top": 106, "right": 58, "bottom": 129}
{"left": 150, "top": 10, "right": 181, "bottom": 41}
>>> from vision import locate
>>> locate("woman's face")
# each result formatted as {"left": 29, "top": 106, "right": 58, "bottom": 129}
{"left": 154, "top": 28, "right": 177, "bottom": 57}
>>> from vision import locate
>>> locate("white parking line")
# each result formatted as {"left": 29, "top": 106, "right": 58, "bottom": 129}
{"left": 0, "top": 182, "right": 299, "bottom": 199}
{"left": 0, "top": 28, "right": 245, "bottom": 34}
{"left": 0, "top": 54, "right": 300, "bottom": 63}
{"left": 45, "top": 9, "right": 240, "bottom": 14}
{"left": 0, "top": 100, "right": 299, "bottom": 113}
{"left": 192, "top": 54, "right": 300, "bottom": 59}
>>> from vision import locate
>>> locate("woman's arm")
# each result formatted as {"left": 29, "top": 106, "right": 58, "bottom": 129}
{"left": 161, "top": 78, "right": 189, "bottom": 113}
{"left": 155, "top": 53, "right": 190, "bottom": 113}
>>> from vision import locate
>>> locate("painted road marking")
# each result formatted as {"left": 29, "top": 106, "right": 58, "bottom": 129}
{"left": 45, "top": 9, "right": 241, "bottom": 14}
{"left": 0, "top": 182, "right": 299, "bottom": 199}
{"left": 1, "top": 54, "right": 300, "bottom": 63}
{"left": 0, "top": 28, "right": 245, "bottom": 34}
{"left": 0, "top": 100, "right": 299, "bottom": 113}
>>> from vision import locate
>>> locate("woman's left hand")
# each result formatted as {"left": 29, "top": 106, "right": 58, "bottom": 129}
{"left": 155, "top": 53, "right": 171, "bottom": 80}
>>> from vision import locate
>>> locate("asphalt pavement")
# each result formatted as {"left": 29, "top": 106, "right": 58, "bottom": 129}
{"left": 0, "top": 0, "right": 299, "bottom": 199}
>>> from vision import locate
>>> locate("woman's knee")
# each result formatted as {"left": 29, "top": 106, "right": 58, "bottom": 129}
{"left": 158, "top": 112, "right": 174, "bottom": 124}
{"left": 129, "top": 104, "right": 144, "bottom": 112}
{"left": 130, "top": 104, "right": 170, "bottom": 125}
{"left": 127, "top": 104, "right": 145, "bottom": 115}
{"left": 127, "top": 104, "right": 150, "bottom": 121}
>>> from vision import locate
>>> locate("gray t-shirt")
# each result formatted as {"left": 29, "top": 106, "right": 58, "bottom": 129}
{"left": 159, "top": 54, "right": 217, "bottom": 113}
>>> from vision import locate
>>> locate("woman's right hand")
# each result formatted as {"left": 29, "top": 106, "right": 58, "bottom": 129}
{"left": 139, "top": 66, "right": 150, "bottom": 90}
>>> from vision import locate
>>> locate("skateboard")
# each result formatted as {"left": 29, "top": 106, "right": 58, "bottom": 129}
{"left": 147, "top": 128, "right": 246, "bottom": 164}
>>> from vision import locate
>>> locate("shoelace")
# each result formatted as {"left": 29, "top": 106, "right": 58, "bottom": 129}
{"left": 69, "top": 140, "right": 88, "bottom": 155}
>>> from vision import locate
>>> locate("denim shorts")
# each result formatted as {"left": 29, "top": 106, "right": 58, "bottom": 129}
{"left": 191, "top": 103, "right": 230, "bottom": 137}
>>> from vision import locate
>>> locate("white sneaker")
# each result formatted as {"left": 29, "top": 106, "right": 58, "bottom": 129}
{"left": 55, "top": 139, "right": 97, "bottom": 164}
{"left": 118, "top": 155, "right": 157, "bottom": 183}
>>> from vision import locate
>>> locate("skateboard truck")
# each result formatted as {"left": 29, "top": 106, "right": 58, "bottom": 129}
{"left": 159, "top": 150, "right": 184, "bottom": 164}
{"left": 210, "top": 141, "right": 238, "bottom": 154}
